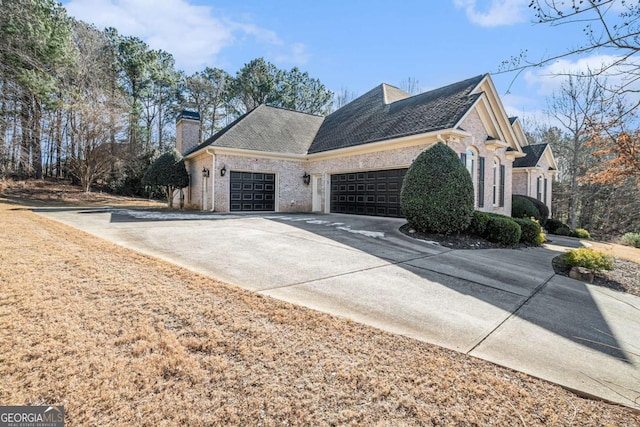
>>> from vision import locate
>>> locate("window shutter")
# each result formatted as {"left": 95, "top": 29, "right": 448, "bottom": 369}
{"left": 544, "top": 177, "right": 548, "bottom": 205}
{"left": 478, "top": 157, "right": 485, "bottom": 208}
{"left": 499, "top": 165, "right": 505, "bottom": 207}
{"left": 460, "top": 152, "right": 466, "bottom": 165}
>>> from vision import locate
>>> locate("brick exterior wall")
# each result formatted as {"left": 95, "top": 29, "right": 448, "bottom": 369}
{"left": 512, "top": 151, "right": 554, "bottom": 216}
{"left": 213, "top": 155, "right": 311, "bottom": 213}
{"left": 456, "top": 109, "right": 512, "bottom": 216}
{"left": 183, "top": 107, "right": 518, "bottom": 216}
{"left": 176, "top": 118, "right": 200, "bottom": 156}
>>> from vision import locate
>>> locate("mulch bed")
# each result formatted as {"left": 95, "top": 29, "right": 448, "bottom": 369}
{"left": 553, "top": 256, "right": 640, "bottom": 298}
{"left": 399, "top": 224, "right": 503, "bottom": 249}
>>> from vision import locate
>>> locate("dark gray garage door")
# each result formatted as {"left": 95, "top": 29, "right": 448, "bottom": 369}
{"left": 330, "top": 168, "right": 407, "bottom": 217}
{"left": 230, "top": 171, "right": 275, "bottom": 212}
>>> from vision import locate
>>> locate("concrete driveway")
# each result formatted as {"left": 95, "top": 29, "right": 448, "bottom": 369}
{"left": 38, "top": 208, "right": 640, "bottom": 410}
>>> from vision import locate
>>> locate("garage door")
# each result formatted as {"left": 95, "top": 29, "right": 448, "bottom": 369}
{"left": 230, "top": 171, "right": 275, "bottom": 212}
{"left": 330, "top": 168, "right": 407, "bottom": 217}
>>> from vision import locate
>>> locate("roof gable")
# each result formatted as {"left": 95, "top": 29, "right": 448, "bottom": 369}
{"left": 307, "top": 75, "right": 485, "bottom": 154}
{"left": 513, "top": 144, "right": 550, "bottom": 168}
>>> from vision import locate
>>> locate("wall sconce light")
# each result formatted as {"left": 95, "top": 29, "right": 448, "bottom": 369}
{"left": 202, "top": 167, "right": 210, "bottom": 178}
{"left": 220, "top": 165, "right": 227, "bottom": 177}
{"left": 303, "top": 172, "right": 310, "bottom": 185}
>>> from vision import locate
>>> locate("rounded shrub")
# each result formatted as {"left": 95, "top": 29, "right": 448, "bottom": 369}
{"left": 573, "top": 228, "right": 591, "bottom": 239}
{"left": 513, "top": 218, "right": 544, "bottom": 245}
{"left": 562, "top": 248, "right": 613, "bottom": 272}
{"left": 485, "top": 216, "right": 522, "bottom": 246}
{"left": 621, "top": 232, "right": 640, "bottom": 248}
{"left": 555, "top": 225, "right": 573, "bottom": 236}
{"left": 469, "top": 211, "right": 491, "bottom": 236}
{"left": 545, "top": 218, "right": 567, "bottom": 234}
{"left": 518, "top": 195, "right": 550, "bottom": 224}
{"left": 401, "top": 142, "right": 474, "bottom": 234}
{"left": 511, "top": 196, "right": 539, "bottom": 220}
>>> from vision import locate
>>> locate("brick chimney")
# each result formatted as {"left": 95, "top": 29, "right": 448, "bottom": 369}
{"left": 176, "top": 110, "right": 201, "bottom": 155}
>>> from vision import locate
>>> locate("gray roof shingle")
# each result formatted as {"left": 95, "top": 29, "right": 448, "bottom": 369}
{"left": 513, "top": 143, "right": 549, "bottom": 168}
{"left": 186, "top": 105, "right": 324, "bottom": 156}
{"left": 307, "top": 74, "right": 485, "bottom": 154}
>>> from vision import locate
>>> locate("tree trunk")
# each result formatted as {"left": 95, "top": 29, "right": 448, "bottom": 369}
{"left": 31, "top": 96, "right": 43, "bottom": 179}
{"left": 55, "top": 106, "right": 62, "bottom": 177}
{"left": 19, "top": 95, "right": 31, "bottom": 178}
{"left": 568, "top": 136, "right": 580, "bottom": 229}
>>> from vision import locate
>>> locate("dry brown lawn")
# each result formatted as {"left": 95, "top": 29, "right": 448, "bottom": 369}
{"left": 1, "top": 185, "right": 639, "bottom": 425}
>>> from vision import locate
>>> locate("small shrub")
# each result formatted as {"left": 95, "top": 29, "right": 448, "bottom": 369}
{"left": 511, "top": 196, "right": 538, "bottom": 220}
{"left": 562, "top": 248, "right": 613, "bottom": 272}
{"left": 513, "top": 218, "right": 545, "bottom": 245}
{"left": 545, "top": 218, "right": 566, "bottom": 234}
{"left": 621, "top": 232, "right": 640, "bottom": 248}
{"left": 573, "top": 228, "right": 591, "bottom": 239}
{"left": 485, "top": 216, "right": 522, "bottom": 246}
{"left": 469, "top": 211, "right": 491, "bottom": 236}
{"left": 555, "top": 225, "right": 573, "bottom": 236}
{"left": 401, "top": 143, "right": 474, "bottom": 234}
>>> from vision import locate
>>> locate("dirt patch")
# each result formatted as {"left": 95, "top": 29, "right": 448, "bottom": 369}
{"left": 0, "top": 179, "right": 164, "bottom": 208}
{"left": 1, "top": 199, "right": 639, "bottom": 424}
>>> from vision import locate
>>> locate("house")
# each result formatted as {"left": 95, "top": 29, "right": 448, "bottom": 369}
{"left": 176, "top": 73, "right": 555, "bottom": 218}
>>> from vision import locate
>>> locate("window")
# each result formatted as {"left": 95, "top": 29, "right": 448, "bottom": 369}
{"left": 492, "top": 159, "right": 499, "bottom": 206}
{"left": 499, "top": 164, "right": 505, "bottom": 207}
{"left": 465, "top": 148, "right": 475, "bottom": 178}
{"left": 478, "top": 156, "right": 485, "bottom": 208}
{"left": 536, "top": 176, "right": 543, "bottom": 201}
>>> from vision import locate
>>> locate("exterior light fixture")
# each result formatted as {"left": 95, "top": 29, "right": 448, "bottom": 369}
{"left": 202, "top": 167, "right": 210, "bottom": 178}
{"left": 303, "top": 172, "right": 310, "bottom": 185}
{"left": 220, "top": 165, "right": 227, "bottom": 176}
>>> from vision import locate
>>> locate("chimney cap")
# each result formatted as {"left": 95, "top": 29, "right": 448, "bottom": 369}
{"left": 177, "top": 110, "right": 200, "bottom": 122}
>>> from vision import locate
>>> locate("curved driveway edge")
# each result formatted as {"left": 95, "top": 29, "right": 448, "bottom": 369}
{"left": 37, "top": 209, "right": 640, "bottom": 410}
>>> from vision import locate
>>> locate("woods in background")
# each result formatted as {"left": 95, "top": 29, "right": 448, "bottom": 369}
{"left": 0, "top": 0, "right": 333, "bottom": 195}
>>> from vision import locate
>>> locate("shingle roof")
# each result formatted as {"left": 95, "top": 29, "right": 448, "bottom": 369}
{"left": 186, "top": 105, "right": 324, "bottom": 156}
{"left": 307, "top": 74, "right": 485, "bottom": 154}
{"left": 513, "top": 143, "right": 549, "bottom": 168}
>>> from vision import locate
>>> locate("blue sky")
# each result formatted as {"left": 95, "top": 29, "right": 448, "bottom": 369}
{"left": 61, "top": 0, "right": 622, "bottom": 123}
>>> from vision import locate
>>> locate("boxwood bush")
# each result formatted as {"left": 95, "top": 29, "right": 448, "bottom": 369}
{"left": 469, "top": 211, "right": 491, "bottom": 236}
{"left": 621, "top": 232, "right": 640, "bottom": 248}
{"left": 401, "top": 143, "right": 474, "bottom": 234}
{"left": 518, "top": 195, "right": 550, "bottom": 224}
{"left": 511, "top": 196, "right": 539, "bottom": 220}
{"left": 485, "top": 216, "right": 522, "bottom": 246}
{"left": 513, "top": 218, "right": 545, "bottom": 245}
{"left": 546, "top": 218, "right": 568, "bottom": 234}
{"left": 562, "top": 248, "right": 613, "bottom": 272}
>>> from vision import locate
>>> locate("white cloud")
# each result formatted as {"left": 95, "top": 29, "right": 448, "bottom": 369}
{"left": 64, "top": 0, "right": 308, "bottom": 72}
{"left": 453, "top": 0, "right": 527, "bottom": 27}
{"left": 275, "top": 43, "right": 311, "bottom": 65}
{"left": 523, "top": 54, "right": 634, "bottom": 96}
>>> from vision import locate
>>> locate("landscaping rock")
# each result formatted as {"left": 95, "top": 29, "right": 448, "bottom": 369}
{"left": 569, "top": 266, "right": 595, "bottom": 283}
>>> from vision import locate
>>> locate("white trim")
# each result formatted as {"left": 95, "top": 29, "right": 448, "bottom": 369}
{"left": 200, "top": 147, "right": 306, "bottom": 161}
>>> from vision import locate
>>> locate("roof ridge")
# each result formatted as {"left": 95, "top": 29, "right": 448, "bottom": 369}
{"left": 260, "top": 103, "right": 326, "bottom": 118}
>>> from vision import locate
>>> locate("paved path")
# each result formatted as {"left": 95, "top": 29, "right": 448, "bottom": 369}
{"left": 38, "top": 208, "right": 640, "bottom": 410}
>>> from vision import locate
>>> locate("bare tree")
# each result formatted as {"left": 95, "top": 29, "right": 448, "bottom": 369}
{"left": 332, "top": 87, "right": 357, "bottom": 111}
{"left": 545, "top": 75, "right": 607, "bottom": 229}
{"left": 399, "top": 77, "right": 421, "bottom": 95}
{"left": 504, "top": 1, "right": 640, "bottom": 109}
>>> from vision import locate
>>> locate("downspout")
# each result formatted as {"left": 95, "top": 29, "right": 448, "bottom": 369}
{"left": 206, "top": 149, "right": 216, "bottom": 211}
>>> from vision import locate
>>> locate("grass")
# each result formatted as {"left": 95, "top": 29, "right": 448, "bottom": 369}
{"left": 1, "top": 185, "right": 639, "bottom": 425}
